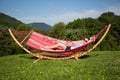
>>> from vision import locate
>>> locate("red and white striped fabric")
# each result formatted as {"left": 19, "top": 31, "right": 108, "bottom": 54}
{"left": 26, "top": 26, "right": 108, "bottom": 55}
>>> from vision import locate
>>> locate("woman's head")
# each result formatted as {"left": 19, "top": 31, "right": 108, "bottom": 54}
{"left": 84, "top": 38, "right": 89, "bottom": 42}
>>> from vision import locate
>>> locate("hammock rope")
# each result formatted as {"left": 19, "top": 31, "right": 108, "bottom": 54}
{"left": 20, "top": 30, "right": 33, "bottom": 44}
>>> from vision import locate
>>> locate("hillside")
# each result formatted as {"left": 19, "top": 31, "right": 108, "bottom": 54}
{"left": 0, "top": 12, "right": 27, "bottom": 56}
{"left": 0, "top": 12, "right": 23, "bottom": 28}
{"left": 29, "top": 22, "right": 51, "bottom": 31}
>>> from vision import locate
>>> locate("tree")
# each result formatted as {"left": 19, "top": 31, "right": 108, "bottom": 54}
{"left": 62, "top": 28, "right": 88, "bottom": 40}
{"left": 17, "top": 24, "right": 32, "bottom": 31}
{"left": 0, "top": 12, "right": 23, "bottom": 28}
{"left": 97, "top": 12, "right": 120, "bottom": 50}
{"left": 0, "top": 25, "right": 25, "bottom": 56}
{"left": 46, "top": 12, "right": 120, "bottom": 51}
{"left": 66, "top": 18, "right": 86, "bottom": 29}
{"left": 47, "top": 22, "right": 65, "bottom": 39}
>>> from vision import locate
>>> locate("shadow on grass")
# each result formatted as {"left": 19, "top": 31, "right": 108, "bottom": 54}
{"left": 79, "top": 55, "right": 90, "bottom": 59}
{"left": 79, "top": 54, "right": 99, "bottom": 59}
{"left": 20, "top": 55, "right": 37, "bottom": 60}
{"left": 19, "top": 53, "right": 99, "bottom": 61}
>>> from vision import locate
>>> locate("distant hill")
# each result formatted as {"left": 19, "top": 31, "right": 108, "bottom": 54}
{"left": 0, "top": 12, "right": 23, "bottom": 28}
{"left": 28, "top": 23, "right": 51, "bottom": 32}
{"left": 0, "top": 12, "right": 52, "bottom": 31}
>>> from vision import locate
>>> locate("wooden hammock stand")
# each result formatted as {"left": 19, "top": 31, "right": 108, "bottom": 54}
{"left": 8, "top": 24, "right": 111, "bottom": 63}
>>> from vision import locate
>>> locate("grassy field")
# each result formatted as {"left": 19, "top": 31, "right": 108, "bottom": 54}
{"left": 0, "top": 51, "right": 120, "bottom": 80}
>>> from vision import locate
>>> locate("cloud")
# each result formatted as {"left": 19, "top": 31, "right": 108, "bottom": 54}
{"left": 48, "top": 9, "right": 100, "bottom": 25}
{"left": 107, "top": 3, "right": 120, "bottom": 15}
{"left": 19, "top": 9, "right": 101, "bottom": 26}
{"left": 19, "top": 3, "right": 120, "bottom": 26}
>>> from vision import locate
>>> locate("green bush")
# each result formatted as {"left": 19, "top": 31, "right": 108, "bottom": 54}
{"left": 0, "top": 25, "right": 25, "bottom": 56}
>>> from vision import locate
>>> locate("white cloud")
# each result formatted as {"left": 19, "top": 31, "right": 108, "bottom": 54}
{"left": 107, "top": 3, "right": 120, "bottom": 15}
{"left": 18, "top": 3, "right": 120, "bottom": 26}
{"left": 19, "top": 9, "right": 100, "bottom": 26}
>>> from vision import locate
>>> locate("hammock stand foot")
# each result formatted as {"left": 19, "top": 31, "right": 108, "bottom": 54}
{"left": 33, "top": 54, "right": 44, "bottom": 63}
{"left": 74, "top": 54, "right": 79, "bottom": 61}
{"left": 33, "top": 58, "right": 42, "bottom": 63}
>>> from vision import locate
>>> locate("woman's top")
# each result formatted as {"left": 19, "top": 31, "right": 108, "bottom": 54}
{"left": 71, "top": 43, "right": 83, "bottom": 49}
{"left": 65, "top": 43, "right": 83, "bottom": 51}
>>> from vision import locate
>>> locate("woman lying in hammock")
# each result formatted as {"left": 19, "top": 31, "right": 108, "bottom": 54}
{"left": 41, "top": 38, "right": 89, "bottom": 51}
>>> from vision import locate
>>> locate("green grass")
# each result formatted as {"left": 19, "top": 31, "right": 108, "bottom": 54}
{"left": 0, "top": 51, "right": 120, "bottom": 80}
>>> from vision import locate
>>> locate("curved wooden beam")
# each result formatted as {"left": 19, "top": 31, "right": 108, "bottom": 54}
{"left": 8, "top": 29, "right": 32, "bottom": 54}
{"left": 88, "top": 24, "right": 111, "bottom": 52}
{"left": 76, "top": 24, "right": 111, "bottom": 58}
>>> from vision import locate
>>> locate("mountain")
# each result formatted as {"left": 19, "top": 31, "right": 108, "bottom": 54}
{"left": 29, "top": 22, "right": 51, "bottom": 32}
{"left": 0, "top": 12, "right": 51, "bottom": 31}
{"left": 0, "top": 12, "right": 23, "bottom": 28}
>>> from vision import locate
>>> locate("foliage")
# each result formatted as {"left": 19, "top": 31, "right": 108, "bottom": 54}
{"left": 0, "top": 51, "right": 120, "bottom": 80}
{"left": 17, "top": 24, "right": 32, "bottom": 31}
{"left": 0, "top": 13, "right": 41, "bottom": 56}
{"left": 0, "top": 25, "right": 25, "bottom": 56}
{"left": 61, "top": 28, "right": 88, "bottom": 40}
{"left": 0, "top": 12, "right": 23, "bottom": 28}
{"left": 47, "top": 12, "right": 120, "bottom": 51}
{"left": 47, "top": 22, "right": 65, "bottom": 39}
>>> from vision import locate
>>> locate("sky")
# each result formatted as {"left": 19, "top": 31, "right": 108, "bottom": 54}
{"left": 0, "top": 0, "right": 120, "bottom": 26}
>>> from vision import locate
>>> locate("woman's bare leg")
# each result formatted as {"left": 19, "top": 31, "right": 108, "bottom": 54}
{"left": 47, "top": 43, "right": 67, "bottom": 50}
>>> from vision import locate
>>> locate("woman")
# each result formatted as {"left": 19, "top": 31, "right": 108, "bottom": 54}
{"left": 41, "top": 38, "right": 89, "bottom": 51}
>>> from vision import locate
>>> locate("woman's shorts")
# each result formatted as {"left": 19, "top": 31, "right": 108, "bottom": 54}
{"left": 65, "top": 46, "right": 71, "bottom": 51}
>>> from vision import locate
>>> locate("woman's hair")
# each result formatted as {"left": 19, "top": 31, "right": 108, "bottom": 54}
{"left": 84, "top": 38, "right": 89, "bottom": 42}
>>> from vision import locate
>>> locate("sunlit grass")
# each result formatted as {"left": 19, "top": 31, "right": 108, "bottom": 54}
{"left": 0, "top": 51, "right": 120, "bottom": 80}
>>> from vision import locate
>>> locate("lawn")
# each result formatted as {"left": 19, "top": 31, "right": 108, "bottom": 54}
{"left": 0, "top": 51, "right": 120, "bottom": 80}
